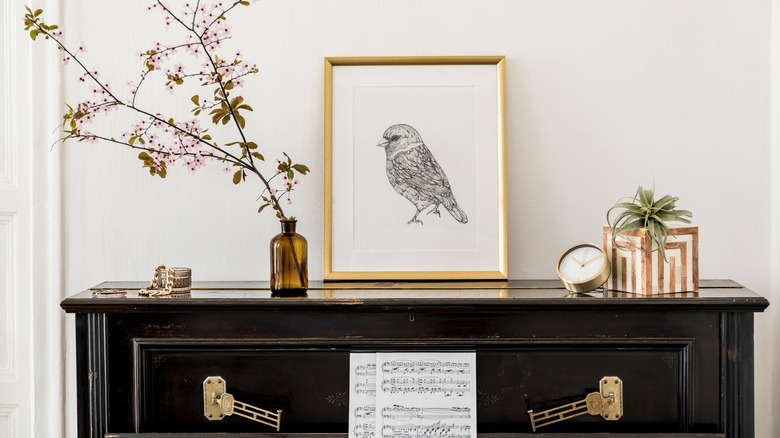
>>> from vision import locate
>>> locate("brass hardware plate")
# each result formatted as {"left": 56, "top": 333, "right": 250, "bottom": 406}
{"left": 528, "top": 376, "right": 623, "bottom": 432}
{"left": 600, "top": 376, "right": 623, "bottom": 421}
{"left": 203, "top": 376, "right": 282, "bottom": 430}
{"left": 203, "top": 376, "right": 227, "bottom": 421}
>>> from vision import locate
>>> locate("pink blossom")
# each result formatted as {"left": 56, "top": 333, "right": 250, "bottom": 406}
{"left": 61, "top": 57, "right": 70, "bottom": 65}
{"left": 77, "top": 42, "right": 87, "bottom": 52}
{"left": 83, "top": 132, "right": 98, "bottom": 144}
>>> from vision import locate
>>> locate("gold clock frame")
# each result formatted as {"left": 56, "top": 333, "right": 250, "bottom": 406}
{"left": 556, "top": 243, "right": 612, "bottom": 293}
{"left": 323, "top": 56, "right": 507, "bottom": 281}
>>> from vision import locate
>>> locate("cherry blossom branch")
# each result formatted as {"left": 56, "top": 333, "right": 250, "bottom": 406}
{"left": 29, "top": 21, "right": 246, "bottom": 168}
{"left": 24, "top": 2, "right": 308, "bottom": 221}
{"left": 156, "top": 0, "right": 290, "bottom": 217}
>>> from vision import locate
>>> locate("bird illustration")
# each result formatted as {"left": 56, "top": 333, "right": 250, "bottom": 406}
{"left": 377, "top": 124, "right": 468, "bottom": 225}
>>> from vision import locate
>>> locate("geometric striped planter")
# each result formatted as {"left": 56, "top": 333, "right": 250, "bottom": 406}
{"left": 602, "top": 225, "right": 699, "bottom": 295}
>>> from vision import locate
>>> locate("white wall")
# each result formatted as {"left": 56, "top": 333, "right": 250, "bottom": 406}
{"left": 52, "top": 0, "right": 774, "bottom": 436}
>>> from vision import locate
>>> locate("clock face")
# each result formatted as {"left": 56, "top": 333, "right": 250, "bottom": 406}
{"left": 556, "top": 243, "right": 611, "bottom": 292}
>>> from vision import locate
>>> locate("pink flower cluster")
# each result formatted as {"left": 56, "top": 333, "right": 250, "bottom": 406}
{"left": 121, "top": 117, "right": 215, "bottom": 174}
{"left": 139, "top": 2, "right": 259, "bottom": 95}
{"left": 52, "top": 1, "right": 274, "bottom": 182}
{"left": 66, "top": 81, "right": 121, "bottom": 143}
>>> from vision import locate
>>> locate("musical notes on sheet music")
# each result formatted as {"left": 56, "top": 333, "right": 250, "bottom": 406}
{"left": 381, "top": 421, "right": 472, "bottom": 438}
{"left": 381, "top": 360, "right": 471, "bottom": 376}
{"left": 382, "top": 405, "right": 471, "bottom": 421}
{"left": 350, "top": 354, "right": 379, "bottom": 438}
{"left": 354, "top": 406, "right": 376, "bottom": 420}
{"left": 348, "top": 352, "right": 476, "bottom": 438}
{"left": 356, "top": 363, "right": 377, "bottom": 376}
{"left": 380, "top": 377, "right": 471, "bottom": 397}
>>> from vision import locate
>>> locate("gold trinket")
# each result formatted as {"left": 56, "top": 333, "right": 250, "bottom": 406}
{"left": 139, "top": 265, "right": 191, "bottom": 296}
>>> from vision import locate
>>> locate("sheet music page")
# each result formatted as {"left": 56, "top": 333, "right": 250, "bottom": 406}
{"left": 349, "top": 353, "right": 377, "bottom": 438}
{"left": 375, "top": 352, "right": 476, "bottom": 438}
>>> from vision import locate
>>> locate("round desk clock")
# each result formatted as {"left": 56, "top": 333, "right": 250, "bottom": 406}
{"left": 556, "top": 243, "right": 611, "bottom": 293}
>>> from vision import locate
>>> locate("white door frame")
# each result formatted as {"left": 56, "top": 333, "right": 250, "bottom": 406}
{"left": 2, "top": 0, "right": 64, "bottom": 437}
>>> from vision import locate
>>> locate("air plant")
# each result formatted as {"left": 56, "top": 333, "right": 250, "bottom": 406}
{"left": 606, "top": 185, "right": 692, "bottom": 262}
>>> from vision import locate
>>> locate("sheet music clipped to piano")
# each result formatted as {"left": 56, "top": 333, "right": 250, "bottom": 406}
{"left": 349, "top": 352, "right": 477, "bottom": 438}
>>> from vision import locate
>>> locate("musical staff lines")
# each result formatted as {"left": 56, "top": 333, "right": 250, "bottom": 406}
{"left": 376, "top": 353, "right": 476, "bottom": 438}
{"left": 382, "top": 421, "right": 471, "bottom": 438}
{"left": 350, "top": 352, "right": 476, "bottom": 438}
{"left": 382, "top": 405, "right": 472, "bottom": 421}
{"left": 381, "top": 377, "right": 471, "bottom": 397}
{"left": 350, "top": 354, "right": 378, "bottom": 438}
{"left": 382, "top": 360, "right": 470, "bottom": 376}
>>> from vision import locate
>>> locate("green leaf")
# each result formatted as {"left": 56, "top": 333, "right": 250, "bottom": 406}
{"left": 636, "top": 186, "right": 649, "bottom": 205}
{"left": 251, "top": 152, "right": 264, "bottom": 161}
{"left": 246, "top": 142, "right": 257, "bottom": 149}
{"left": 34, "top": 8, "right": 43, "bottom": 17}
{"left": 611, "top": 202, "right": 641, "bottom": 211}
{"left": 649, "top": 215, "right": 671, "bottom": 234}
{"left": 211, "top": 110, "right": 226, "bottom": 124}
{"left": 229, "top": 96, "right": 243, "bottom": 109}
{"left": 287, "top": 170, "right": 294, "bottom": 180}
{"left": 653, "top": 195, "right": 677, "bottom": 210}
{"left": 236, "top": 104, "right": 253, "bottom": 112}
{"left": 235, "top": 113, "right": 245, "bottom": 129}
{"left": 221, "top": 114, "right": 231, "bottom": 125}
{"left": 191, "top": 95, "right": 200, "bottom": 106}
{"left": 138, "top": 152, "right": 151, "bottom": 160}
{"left": 291, "top": 164, "right": 310, "bottom": 175}
{"left": 232, "top": 170, "right": 242, "bottom": 184}
{"left": 258, "top": 203, "right": 270, "bottom": 213}
{"left": 613, "top": 218, "right": 645, "bottom": 236}
{"left": 225, "top": 81, "right": 235, "bottom": 90}
{"left": 30, "top": 29, "right": 39, "bottom": 40}
{"left": 673, "top": 209, "right": 693, "bottom": 219}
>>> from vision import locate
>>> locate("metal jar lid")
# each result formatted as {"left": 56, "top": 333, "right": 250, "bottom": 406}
{"left": 168, "top": 267, "right": 192, "bottom": 293}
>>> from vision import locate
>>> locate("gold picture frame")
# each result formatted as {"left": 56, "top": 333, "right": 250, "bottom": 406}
{"left": 324, "top": 56, "right": 507, "bottom": 281}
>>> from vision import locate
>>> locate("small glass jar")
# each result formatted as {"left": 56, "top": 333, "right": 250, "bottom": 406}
{"left": 270, "top": 219, "right": 308, "bottom": 295}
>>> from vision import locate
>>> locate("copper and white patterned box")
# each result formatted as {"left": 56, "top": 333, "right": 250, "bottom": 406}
{"left": 602, "top": 225, "right": 699, "bottom": 295}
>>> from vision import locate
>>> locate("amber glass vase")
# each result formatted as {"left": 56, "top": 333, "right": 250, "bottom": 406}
{"left": 270, "top": 219, "right": 308, "bottom": 295}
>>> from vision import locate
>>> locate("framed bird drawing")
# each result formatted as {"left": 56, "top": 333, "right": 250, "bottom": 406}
{"left": 324, "top": 56, "right": 507, "bottom": 281}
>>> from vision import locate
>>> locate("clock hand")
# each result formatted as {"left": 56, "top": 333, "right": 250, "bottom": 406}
{"left": 583, "top": 255, "right": 602, "bottom": 266}
{"left": 570, "top": 256, "right": 584, "bottom": 266}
